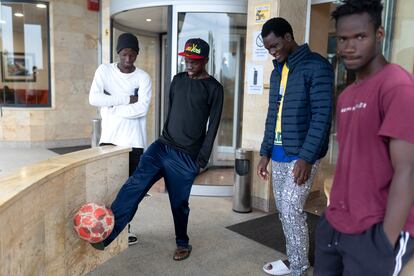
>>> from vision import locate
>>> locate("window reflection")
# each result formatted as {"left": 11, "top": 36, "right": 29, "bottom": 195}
{"left": 0, "top": 1, "right": 50, "bottom": 107}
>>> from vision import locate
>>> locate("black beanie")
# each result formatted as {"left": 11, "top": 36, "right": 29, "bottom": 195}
{"left": 116, "top": 33, "right": 139, "bottom": 54}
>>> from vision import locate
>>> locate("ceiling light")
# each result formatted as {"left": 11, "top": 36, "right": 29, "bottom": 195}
{"left": 0, "top": 20, "right": 6, "bottom": 24}
{"left": 36, "top": 3, "right": 47, "bottom": 9}
{"left": 146, "top": 18, "right": 152, "bottom": 22}
{"left": 14, "top": 12, "right": 24, "bottom": 17}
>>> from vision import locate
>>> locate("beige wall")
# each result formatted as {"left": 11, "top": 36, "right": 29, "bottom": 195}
{"left": 243, "top": 0, "right": 307, "bottom": 211}
{"left": 390, "top": 0, "right": 414, "bottom": 74}
{"left": 0, "top": 0, "right": 99, "bottom": 147}
{"left": 101, "top": 0, "right": 111, "bottom": 64}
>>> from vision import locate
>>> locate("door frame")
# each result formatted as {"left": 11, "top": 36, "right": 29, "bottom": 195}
{"left": 305, "top": 0, "right": 335, "bottom": 44}
{"left": 172, "top": 5, "right": 247, "bottom": 167}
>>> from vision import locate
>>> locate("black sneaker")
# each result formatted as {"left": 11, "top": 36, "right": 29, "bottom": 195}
{"left": 128, "top": 233, "right": 138, "bottom": 246}
{"left": 90, "top": 241, "right": 105, "bottom": 251}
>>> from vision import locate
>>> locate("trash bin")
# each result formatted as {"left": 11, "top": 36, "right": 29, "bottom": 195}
{"left": 233, "top": 148, "right": 253, "bottom": 213}
{"left": 91, "top": 118, "right": 101, "bottom": 148}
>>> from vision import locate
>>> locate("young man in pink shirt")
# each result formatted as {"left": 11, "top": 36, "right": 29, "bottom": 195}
{"left": 315, "top": 1, "right": 414, "bottom": 275}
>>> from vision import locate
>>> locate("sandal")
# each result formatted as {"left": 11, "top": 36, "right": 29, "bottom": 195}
{"left": 173, "top": 245, "right": 192, "bottom": 261}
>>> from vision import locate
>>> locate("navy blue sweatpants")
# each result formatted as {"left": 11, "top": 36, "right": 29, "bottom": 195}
{"left": 315, "top": 214, "right": 414, "bottom": 276}
{"left": 103, "top": 140, "right": 199, "bottom": 247}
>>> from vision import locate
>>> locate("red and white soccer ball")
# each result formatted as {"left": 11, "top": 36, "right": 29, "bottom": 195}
{"left": 73, "top": 202, "right": 114, "bottom": 243}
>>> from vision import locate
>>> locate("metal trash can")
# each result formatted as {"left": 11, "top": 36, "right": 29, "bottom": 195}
{"left": 233, "top": 148, "right": 253, "bottom": 213}
{"left": 91, "top": 118, "right": 101, "bottom": 148}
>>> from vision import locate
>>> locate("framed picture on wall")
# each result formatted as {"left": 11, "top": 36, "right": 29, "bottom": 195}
{"left": 1, "top": 52, "right": 36, "bottom": 82}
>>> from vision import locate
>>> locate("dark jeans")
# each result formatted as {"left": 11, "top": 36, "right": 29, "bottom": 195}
{"left": 103, "top": 140, "right": 199, "bottom": 247}
{"left": 314, "top": 214, "right": 414, "bottom": 276}
{"left": 99, "top": 143, "right": 143, "bottom": 176}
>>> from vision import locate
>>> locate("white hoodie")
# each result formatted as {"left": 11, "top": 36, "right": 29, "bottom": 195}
{"left": 89, "top": 63, "right": 152, "bottom": 148}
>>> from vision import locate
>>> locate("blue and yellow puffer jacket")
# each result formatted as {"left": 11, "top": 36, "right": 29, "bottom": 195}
{"left": 259, "top": 44, "right": 334, "bottom": 164}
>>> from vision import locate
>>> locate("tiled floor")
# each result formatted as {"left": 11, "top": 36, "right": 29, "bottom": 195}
{"left": 304, "top": 193, "right": 327, "bottom": 216}
{"left": 89, "top": 167, "right": 327, "bottom": 276}
{"left": 2, "top": 148, "right": 413, "bottom": 275}
{"left": 88, "top": 190, "right": 290, "bottom": 276}
{"left": 194, "top": 167, "right": 234, "bottom": 186}
{"left": 193, "top": 167, "right": 328, "bottom": 215}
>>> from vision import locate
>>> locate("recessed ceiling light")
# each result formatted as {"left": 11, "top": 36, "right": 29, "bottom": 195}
{"left": 36, "top": 3, "right": 47, "bottom": 9}
{"left": 146, "top": 18, "right": 152, "bottom": 22}
{"left": 14, "top": 12, "right": 24, "bottom": 17}
{"left": 0, "top": 20, "right": 6, "bottom": 24}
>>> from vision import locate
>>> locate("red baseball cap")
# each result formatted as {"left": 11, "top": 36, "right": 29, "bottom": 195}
{"left": 178, "top": 38, "right": 210, "bottom": 59}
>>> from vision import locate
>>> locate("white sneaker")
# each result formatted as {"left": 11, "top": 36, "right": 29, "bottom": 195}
{"left": 263, "top": 260, "right": 291, "bottom": 275}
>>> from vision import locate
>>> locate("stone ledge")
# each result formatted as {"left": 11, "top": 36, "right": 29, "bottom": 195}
{"left": 0, "top": 146, "right": 130, "bottom": 211}
{"left": 0, "top": 146, "right": 130, "bottom": 275}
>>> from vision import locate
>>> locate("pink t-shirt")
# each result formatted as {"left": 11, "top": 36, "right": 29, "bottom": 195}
{"left": 326, "top": 64, "right": 414, "bottom": 235}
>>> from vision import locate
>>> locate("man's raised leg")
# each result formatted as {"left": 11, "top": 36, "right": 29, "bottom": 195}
{"left": 101, "top": 141, "right": 165, "bottom": 247}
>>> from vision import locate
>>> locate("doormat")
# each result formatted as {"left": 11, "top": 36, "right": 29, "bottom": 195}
{"left": 226, "top": 212, "right": 320, "bottom": 266}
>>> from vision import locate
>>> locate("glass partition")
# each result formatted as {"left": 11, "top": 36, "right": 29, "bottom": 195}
{"left": 177, "top": 12, "right": 246, "bottom": 162}
{"left": 0, "top": 1, "right": 50, "bottom": 107}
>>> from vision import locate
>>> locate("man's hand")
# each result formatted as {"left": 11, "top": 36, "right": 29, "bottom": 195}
{"left": 129, "top": 95, "right": 138, "bottom": 104}
{"left": 257, "top": 156, "right": 270, "bottom": 181}
{"left": 383, "top": 223, "right": 400, "bottom": 248}
{"left": 292, "top": 159, "right": 312, "bottom": 185}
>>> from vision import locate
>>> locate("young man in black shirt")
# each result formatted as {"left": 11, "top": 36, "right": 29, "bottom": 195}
{"left": 91, "top": 38, "right": 224, "bottom": 261}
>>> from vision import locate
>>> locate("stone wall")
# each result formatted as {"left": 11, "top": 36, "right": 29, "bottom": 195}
{"left": 0, "top": 146, "right": 129, "bottom": 275}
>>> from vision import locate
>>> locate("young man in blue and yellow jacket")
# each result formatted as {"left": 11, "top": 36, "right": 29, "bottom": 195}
{"left": 257, "top": 17, "right": 333, "bottom": 276}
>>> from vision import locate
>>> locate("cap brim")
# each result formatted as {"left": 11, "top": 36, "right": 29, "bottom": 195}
{"left": 178, "top": 52, "right": 205, "bottom": 59}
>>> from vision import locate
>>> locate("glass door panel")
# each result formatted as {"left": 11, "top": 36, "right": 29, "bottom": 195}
{"left": 177, "top": 12, "right": 246, "bottom": 166}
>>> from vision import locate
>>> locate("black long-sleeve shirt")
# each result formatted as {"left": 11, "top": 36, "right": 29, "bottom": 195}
{"left": 159, "top": 72, "right": 224, "bottom": 168}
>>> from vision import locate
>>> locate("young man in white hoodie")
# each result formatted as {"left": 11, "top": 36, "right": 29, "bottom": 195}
{"left": 89, "top": 32, "right": 152, "bottom": 246}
